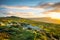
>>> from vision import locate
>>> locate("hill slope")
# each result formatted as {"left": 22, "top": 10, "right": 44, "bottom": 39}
{"left": 0, "top": 16, "right": 60, "bottom": 40}
{"left": 29, "top": 17, "right": 60, "bottom": 24}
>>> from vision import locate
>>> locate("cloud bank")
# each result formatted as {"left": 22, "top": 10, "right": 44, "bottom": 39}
{"left": 0, "top": 5, "right": 47, "bottom": 18}
{"left": 0, "top": 2, "right": 60, "bottom": 19}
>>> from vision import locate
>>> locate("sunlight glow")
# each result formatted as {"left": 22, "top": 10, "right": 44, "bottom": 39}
{"left": 47, "top": 12, "right": 60, "bottom": 19}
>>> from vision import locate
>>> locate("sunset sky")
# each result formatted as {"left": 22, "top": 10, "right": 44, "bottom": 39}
{"left": 0, "top": 0, "right": 60, "bottom": 19}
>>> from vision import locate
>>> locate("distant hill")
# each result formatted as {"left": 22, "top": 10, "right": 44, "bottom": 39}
{"left": 28, "top": 17, "right": 60, "bottom": 24}
{"left": 0, "top": 16, "right": 60, "bottom": 25}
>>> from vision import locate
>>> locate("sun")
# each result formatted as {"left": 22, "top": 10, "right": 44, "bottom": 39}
{"left": 47, "top": 12, "right": 60, "bottom": 19}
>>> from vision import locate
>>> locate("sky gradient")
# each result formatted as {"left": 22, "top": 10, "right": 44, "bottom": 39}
{"left": 0, "top": 0, "right": 60, "bottom": 6}
{"left": 0, "top": 0, "right": 60, "bottom": 19}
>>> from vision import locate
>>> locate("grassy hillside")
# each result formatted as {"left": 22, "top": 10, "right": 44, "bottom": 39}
{"left": 28, "top": 17, "right": 60, "bottom": 24}
{"left": 0, "top": 16, "right": 60, "bottom": 40}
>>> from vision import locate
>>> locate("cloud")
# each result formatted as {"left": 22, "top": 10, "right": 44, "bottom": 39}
{"left": 52, "top": 2, "right": 60, "bottom": 8}
{"left": 37, "top": 2, "right": 60, "bottom": 10}
{"left": 43, "top": 10, "right": 60, "bottom": 19}
{"left": 46, "top": 12, "right": 60, "bottom": 19}
{"left": 40, "top": 2, "right": 60, "bottom": 19}
{"left": 0, "top": 5, "right": 46, "bottom": 13}
{"left": 37, "top": 2, "right": 55, "bottom": 8}
{"left": 6, "top": 11, "right": 33, "bottom": 17}
{"left": 0, "top": 5, "right": 47, "bottom": 18}
{"left": 0, "top": 9, "right": 47, "bottom": 18}
{"left": 0, "top": 5, "right": 45, "bottom": 10}
{"left": 1, "top": 3, "right": 60, "bottom": 18}
{"left": 4, "top": 11, "right": 46, "bottom": 18}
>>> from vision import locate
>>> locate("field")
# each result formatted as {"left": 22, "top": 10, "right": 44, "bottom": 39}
{"left": 0, "top": 16, "right": 60, "bottom": 40}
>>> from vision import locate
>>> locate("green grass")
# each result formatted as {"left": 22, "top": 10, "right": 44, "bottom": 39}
{"left": 0, "top": 16, "right": 60, "bottom": 40}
